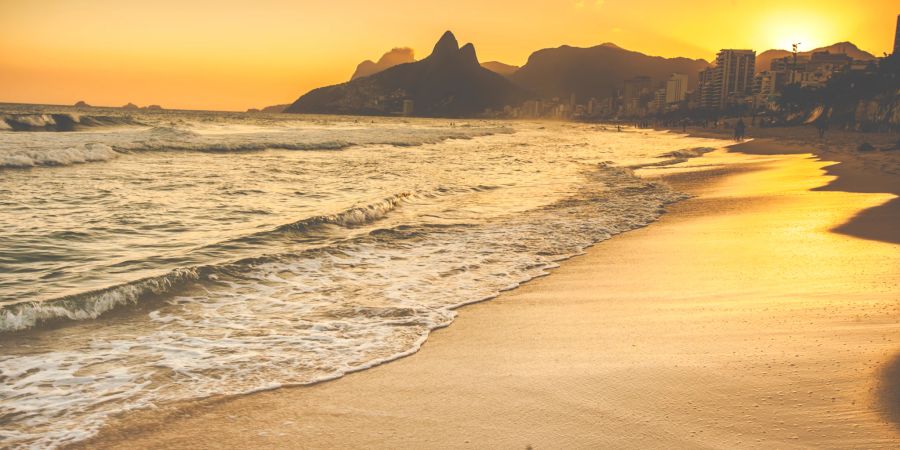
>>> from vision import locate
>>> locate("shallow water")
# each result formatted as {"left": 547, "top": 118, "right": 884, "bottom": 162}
{"left": 0, "top": 104, "right": 731, "bottom": 448}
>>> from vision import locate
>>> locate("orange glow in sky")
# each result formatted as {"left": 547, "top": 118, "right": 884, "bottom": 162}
{"left": 1, "top": 0, "right": 896, "bottom": 111}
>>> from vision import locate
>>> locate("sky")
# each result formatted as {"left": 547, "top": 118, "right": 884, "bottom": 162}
{"left": 1, "top": 0, "right": 896, "bottom": 111}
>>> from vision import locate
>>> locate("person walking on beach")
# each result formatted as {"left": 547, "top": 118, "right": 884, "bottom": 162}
{"left": 734, "top": 118, "right": 746, "bottom": 142}
{"left": 815, "top": 114, "right": 829, "bottom": 138}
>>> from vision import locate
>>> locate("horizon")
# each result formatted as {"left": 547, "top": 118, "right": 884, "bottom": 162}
{"left": 1, "top": 0, "right": 897, "bottom": 111}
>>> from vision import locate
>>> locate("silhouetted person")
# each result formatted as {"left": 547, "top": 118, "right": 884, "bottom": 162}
{"left": 815, "top": 115, "right": 829, "bottom": 138}
{"left": 734, "top": 118, "right": 746, "bottom": 142}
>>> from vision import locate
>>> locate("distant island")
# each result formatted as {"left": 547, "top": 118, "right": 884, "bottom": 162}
{"left": 121, "top": 103, "right": 164, "bottom": 111}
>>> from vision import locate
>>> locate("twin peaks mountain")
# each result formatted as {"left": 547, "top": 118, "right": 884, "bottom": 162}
{"left": 285, "top": 32, "right": 529, "bottom": 117}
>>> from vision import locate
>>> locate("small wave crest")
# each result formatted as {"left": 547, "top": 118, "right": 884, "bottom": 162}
{"left": 629, "top": 147, "right": 716, "bottom": 169}
{"left": 1, "top": 113, "right": 142, "bottom": 132}
{"left": 0, "top": 143, "right": 118, "bottom": 168}
{"left": 0, "top": 193, "right": 414, "bottom": 333}
{"left": 0, "top": 268, "right": 202, "bottom": 333}
{"left": 277, "top": 193, "right": 411, "bottom": 232}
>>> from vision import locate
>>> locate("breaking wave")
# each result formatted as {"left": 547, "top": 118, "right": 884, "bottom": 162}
{"left": 0, "top": 143, "right": 118, "bottom": 168}
{"left": 0, "top": 194, "right": 415, "bottom": 333}
{"left": 1, "top": 113, "right": 143, "bottom": 131}
{"left": 0, "top": 124, "right": 512, "bottom": 169}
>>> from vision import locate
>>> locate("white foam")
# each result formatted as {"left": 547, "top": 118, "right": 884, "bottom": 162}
{"left": 0, "top": 143, "right": 118, "bottom": 168}
{"left": 0, "top": 119, "right": 734, "bottom": 448}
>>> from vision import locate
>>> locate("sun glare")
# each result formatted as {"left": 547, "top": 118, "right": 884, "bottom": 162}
{"left": 761, "top": 9, "right": 836, "bottom": 51}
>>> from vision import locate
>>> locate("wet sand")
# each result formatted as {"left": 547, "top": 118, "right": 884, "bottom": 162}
{"left": 78, "top": 146, "right": 900, "bottom": 448}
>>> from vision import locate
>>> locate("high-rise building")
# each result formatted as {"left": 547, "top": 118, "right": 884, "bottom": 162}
{"left": 697, "top": 67, "right": 718, "bottom": 109}
{"left": 623, "top": 76, "right": 651, "bottom": 114}
{"left": 665, "top": 73, "right": 689, "bottom": 104}
{"left": 894, "top": 14, "right": 900, "bottom": 56}
{"left": 698, "top": 50, "right": 756, "bottom": 110}
{"left": 402, "top": 99, "right": 414, "bottom": 116}
{"left": 713, "top": 49, "right": 756, "bottom": 108}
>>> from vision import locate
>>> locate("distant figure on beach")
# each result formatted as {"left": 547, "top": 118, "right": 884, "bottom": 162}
{"left": 815, "top": 115, "right": 829, "bottom": 138}
{"left": 734, "top": 119, "right": 746, "bottom": 142}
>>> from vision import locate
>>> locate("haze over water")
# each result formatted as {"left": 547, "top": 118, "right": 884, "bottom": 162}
{"left": 0, "top": 105, "right": 731, "bottom": 447}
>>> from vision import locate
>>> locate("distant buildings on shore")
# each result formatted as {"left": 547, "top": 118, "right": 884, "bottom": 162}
{"left": 492, "top": 17, "right": 899, "bottom": 121}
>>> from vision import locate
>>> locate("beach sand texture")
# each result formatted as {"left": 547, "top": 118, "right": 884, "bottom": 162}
{"left": 79, "top": 146, "right": 900, "bottom": 449}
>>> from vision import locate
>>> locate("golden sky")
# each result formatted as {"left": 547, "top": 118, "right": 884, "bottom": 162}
{"left": 1, "top": 0, "right": 896, "bottom": 111}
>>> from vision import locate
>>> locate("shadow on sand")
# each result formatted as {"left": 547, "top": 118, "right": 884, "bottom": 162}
{"left": 727, "top": 140, "right": 899, "bottom": 245}
{"left": 878, "top": 353, "right": 900, "bottom": 429}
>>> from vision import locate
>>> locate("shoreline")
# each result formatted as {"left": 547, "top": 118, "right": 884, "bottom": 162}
{"left": 74, "top": 134, "right": 899, "bottom": 448}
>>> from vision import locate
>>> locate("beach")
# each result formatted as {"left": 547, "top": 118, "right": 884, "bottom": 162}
{"left": 75, "top": 136, "right": 900, "bottom": 448}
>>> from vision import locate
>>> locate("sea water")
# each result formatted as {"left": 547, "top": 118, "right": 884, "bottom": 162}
{"left": 0, "top": 104, "right": 730, "bottom": 448}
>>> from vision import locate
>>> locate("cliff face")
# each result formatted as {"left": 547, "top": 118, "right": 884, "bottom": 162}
{"left": 510, "top": 44, "right": 710, "bottom": 101}
{"left": 285, "top": 32, "right": 531, "bottom": 117}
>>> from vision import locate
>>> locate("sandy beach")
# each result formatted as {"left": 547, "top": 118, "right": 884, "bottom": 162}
{"left": 76, "top": 137, "right": 900, "bottom": 449}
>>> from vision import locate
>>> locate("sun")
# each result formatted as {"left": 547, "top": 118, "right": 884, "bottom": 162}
{"left": 759, "top": 10, "right": 834, "bottom": 51}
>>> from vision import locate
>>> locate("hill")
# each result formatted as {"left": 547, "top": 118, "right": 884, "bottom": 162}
{"left": 509, "top": 43, "right": 710, "bottom": 101}
{"left": 285, "top": 31, "right": 531, "bottom": 117}
{"left": 350, "top": 47, "right": 416, "bottom": 80}
{"left": 481, "top": 61, "right": 520, "bottom": 77}
{"left": 756, "top": 42, "right": 876, "bottom": 72}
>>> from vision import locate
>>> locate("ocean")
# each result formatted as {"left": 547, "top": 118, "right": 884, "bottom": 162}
{"left": 0, "top": 104, "right": 730, "bottom": 447}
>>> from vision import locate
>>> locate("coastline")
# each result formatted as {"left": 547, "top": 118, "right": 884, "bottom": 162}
{"left": 74, "top": 134, "right": 899, "bottom": 448}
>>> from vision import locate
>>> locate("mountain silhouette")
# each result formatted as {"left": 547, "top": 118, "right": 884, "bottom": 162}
{"left": 481, "top": 61, "right": 520, "bottom": 77}
{"left": 285, "top": 31, "right": 531, "bottom": 117}
{"left": 509, "top": 43, "right": 710, "bottom": 100}
{"left": 755, "top": 42, "right": 876, "bottom": 72}
{"left": 351, "top": 47, "right": 416, "bottom": 80}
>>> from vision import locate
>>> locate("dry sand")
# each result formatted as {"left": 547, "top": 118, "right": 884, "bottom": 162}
{"left": 78, "top": 145, "right": 900, "bottom": 449}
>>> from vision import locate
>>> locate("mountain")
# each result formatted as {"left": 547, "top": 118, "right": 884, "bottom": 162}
{"left": 509, "top": 43, "right": 710, "bottom": 101}
{"left": 756, "top": 41, "right": 876, "bottom": 72}
{"left": 285, "top": 31, "right": 531, "bottom": 117}
{"left": 351, "top": 47, "right": 416, "bottom": 80}
{"left": 481, "top": 61, "right": 520, "bottom": 77}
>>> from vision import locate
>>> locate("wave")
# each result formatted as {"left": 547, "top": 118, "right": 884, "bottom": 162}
{"left": 0, "top": 194, "right": 416, "bottom": 333}
{"left": 0, "top": 143, "right": 118, "bottom": 168}
{"left": 0, "top": 125, "right": 512, "bottom": 169}
{"left": 0, "top": 268, "right": 202, "bottom": 333}
{"left": 1, "top": 113, "right": 143, "bottom": 132}
{"left": 629, "top": 147, "right": 715, "bottom": 169}
{"left": 277, "top": 193, "right": 410, "bottom": 231}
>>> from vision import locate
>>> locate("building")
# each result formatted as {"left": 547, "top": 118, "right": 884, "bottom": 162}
{"left": 895, "top": 14, "right": 900, "bottom": 56}
{"left": 665, "top": 73, "right": 689, "bottom": 104}
{"left": 651, "top": 88, "right": 667, "bottom": 113}
{"left": 713, "top": 49, "right": 756, "bottom": 108}
{"left": 753, "top": 70, "right": 788, "bottom": 107}
{"left": 623, "top": 76, "right": 652, "bottom": 115}
{"left": 697, "top": 66, "right": 719, "bottom": 109}
{"left": 402, "top": 99, "right": 414, "bottom": 116}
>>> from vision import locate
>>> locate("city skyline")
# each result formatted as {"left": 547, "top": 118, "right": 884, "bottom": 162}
{"left": 1, "top": 0, "right": 897, "bottom": 111}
